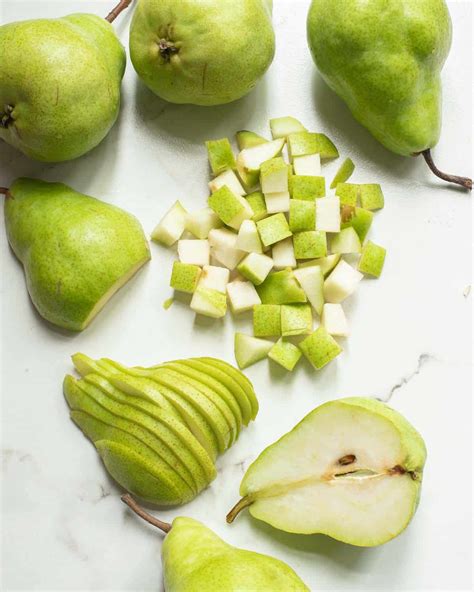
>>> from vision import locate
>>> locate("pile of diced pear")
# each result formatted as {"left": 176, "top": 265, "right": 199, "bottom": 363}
{"left": 152, "top": 117, "right": 386, "bottom": 372}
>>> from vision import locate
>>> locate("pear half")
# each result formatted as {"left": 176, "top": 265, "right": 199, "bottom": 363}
{"left": 227, "top": 397, "right": 426, "bottom": 547}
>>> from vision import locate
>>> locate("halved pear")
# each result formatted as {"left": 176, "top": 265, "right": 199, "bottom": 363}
{"left": 227, "top": 397, "right": 426, "bottom": 547}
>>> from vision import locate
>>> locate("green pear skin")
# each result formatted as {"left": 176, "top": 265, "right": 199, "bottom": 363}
{"left": 307, "top": 0, "right": 451, "bottom": 156}
{"left": 129, "top": 0, "right": 275, "bottom": 106}
{"left": 4, "top": 178, "right": 150, "bottom": 331}
{"left": 0, "top": 14, "right": 125, "bottom": 162}
{"left": 162, "top": 517, "right": 309, "bottom": 591}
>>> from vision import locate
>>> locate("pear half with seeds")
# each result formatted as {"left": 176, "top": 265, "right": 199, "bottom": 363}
{"left": 227, "top": 397, "right": 426, "bottom": 547}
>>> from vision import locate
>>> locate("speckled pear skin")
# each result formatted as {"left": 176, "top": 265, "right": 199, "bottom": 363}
{"left": 4, "top": 178, "right": 150, "bottom": 331}
{"left": 162, "top": 517, "right": 310, "bottom": 591}
{"left": 0, "top": 14, "right": 125, "bottom": 162}
{"left": 307, "top": 0, "right": 452, "bottom": 155}
{"left": 129, "top": 0, "right": 275, "bottom": 106}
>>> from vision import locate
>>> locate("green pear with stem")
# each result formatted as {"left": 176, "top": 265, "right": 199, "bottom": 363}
{"left": 122, "top": 494, "right": 309, "bottom": 591}
{"left": 2, "top": 178, "right": 150, "bottom": 331}
{"left": 0, "top": 0, "right": 132, "bottom": 162}
{"left": 227, "top": 397, "right": 427, "bottom": 547}
{"left": 307, "top": 0, "right": 472, "bottom": 190}
{"left": 129, "top": 0, "right": 275, "bottom": 106}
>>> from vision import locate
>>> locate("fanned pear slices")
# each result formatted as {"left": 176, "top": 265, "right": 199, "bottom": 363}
{"left": 227, "top": 397, "right": 426, "bottom": 547}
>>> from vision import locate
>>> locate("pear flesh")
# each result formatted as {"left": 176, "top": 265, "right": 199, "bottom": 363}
{"left": 228, "top": 397, "right": 426, "bottom": 547}
{"left": 0, "top": 14, "right": 125, "bottom": 162}
{"left": 129, "top": 0, "right": 275, "bottom": 106}
{"left": 4, "top": 178, "right": 150, "bottom": 331}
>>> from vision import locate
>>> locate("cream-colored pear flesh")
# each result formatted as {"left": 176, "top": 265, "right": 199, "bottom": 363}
{"left": 228, "top": 397, "right": 426, "bottom": 547}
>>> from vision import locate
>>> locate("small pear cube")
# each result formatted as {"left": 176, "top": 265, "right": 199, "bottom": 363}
{"left": 227, "top": 281, "right": 261, "bottom": 314}
{"left": 293, "top": 154, "right": 321, "bottom": 176}
{"left": 208, "top": 185, "right": 253, "bottom": 230}
{"left": 330, "top": 158, "right": 355, "bottom": 189}
{"left": 293, "top": 231, "right": 327, "bottom": 259}
{"left": 336, "top": 183, "right": 359, "bottom": 206}
{"left": 209, "top": 228, "right": 245, "bottom": 268}
{"left": 237, "top": 220, "right": 263, "bottom": 253}
{"left": 237, "top": 138, "right": 285, "bottom": 173}
{"left": 253, "top": 304, "right": 281, "bottom": 337}
{"left": 264, "top": 191, "right": 290, "bottom": 214}
{"left": 272, "top": 237, "right": 296, "bottom": 270}
{"left": 360, "top": 184, "right": 384, "bottom": 210}
{"left": 299, "top": 326, "right": 342, "bottom": 369}
{"left": 234, "top": 333, "right": 274, "bottom": 369}
{"left": 256, "top": 270, "right": 307, "bottom": 305}
{"left": 341, "top": 206, "right": 374, "bottom": 242}
{"left": 191, "top": 287, "right": 227, "bottom": 318}
{"left": 288, "top": 132, "right": 339, "bottom": 160}
{"left": 151, "top": 201, "right": 188, "bottom": 246}
{"left": 324, "top": 260, "right": 363, "bottom": 303}
{"left": 315, "top": 197, "right": 341, "bottom": 232}
{"left": 281, "top": 304, "right": 313, "bottom": 336}
{"left": 206, "top": 138, "right": 236, "bottom": 175}
{"left": 268, "top": 339, "right": 302, "bottom": 371}
{"left": 289, "top": 200, "right": 316, "bottom": 232}
{"left": 294, "top": 265, "right": 324, "bottom": 315}
{"left": 289, "top": 175, "right": 325, "bottom": 200}
{"left": 245, "top": 191, "right": 268, "bottom": 221}
{"left": 260, "top": 157, "right": 289, "bottom": 194}
{"left": 237, "top": 253, "right": 274, "bottom": 285}
{"left": 209, "top": 169, "right": 246, "bottom": 196}
{"left": 330, "top": 227, "right": 362, "bottom": 254}
{"left": 256, "top": 213, "right": 292, "bottom": 247}
{"left": 298, "top": 254, "right": 341, "bottom": 277}
{"left": 178, "top": 239, "right": 210, "bottom": 266}
{"left": 170, "top": 262, "right": 202, "bottom": 293}
{"left": 358, "top": 241, "right": 386, "bottom": 277}
{"left": 185, "top": 207, "right": 222, "bottom": 239}
{"left": 321, "top": 303, "right": 349, "bottom": 337}
{"left": 199, "top": 265, "right": 229, "bottom": 293}
{"left": 236, "top": 130, "right": 268, "bottom": 151}
{"left": 270, "top": 116, "right": 307, "bottom": 139}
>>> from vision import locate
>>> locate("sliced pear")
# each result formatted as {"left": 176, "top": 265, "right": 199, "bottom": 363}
{"left": 227, "top": 397, "right": 427, "bottom": 547}
{"left": 234, "top": 333, "right": 274, "bottom": 369}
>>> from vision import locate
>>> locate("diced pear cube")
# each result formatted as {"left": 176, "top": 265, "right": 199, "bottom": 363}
{"left": 289, "top": 175, "right": 325, "bottom": 200}
{"left": 358, "top": 241, "right": 386, "bottom": 277}
{"left": 272, "top": 237, "right": 296, "bottom": 270}
{"left": 256, "top": 213, "right": 292, "bottom": 247}
{"left": 321, "top": 303, "right": 349, "bottom": 337}
{"left": 289, "top": 199, "right": 316, "bottom": 233}
{"left": 151, "top": 201, "right": 188, "bottom": 246}
{"left": 256, "top": 269, "right": 307, "bottom": 304}
{"left": 264, "top": 190, "right": 290, "bottom": 214}
{"left": 185, "top": 207, "right": 222, "bottom": 239}
{"left": 236, "top": 220, "right": 263, "bottom": 253}
{"left": 245, "top": 191, "right": 268, "bottom": 221}
{"left": 236, "top": 130, "right": 268, "bottom": 151}
{"left": 270, "top": 116, "right": 307, "bottom": 139}
{"left": 206, "top": 138, "right": 236, "bottom": 175}
{"left": 299, "top": 326, "right": 342, "bottom": 369}
{"left": 288, "top": 132, "right": 339, "bottom": 160}
{"left": 209, "top": 169, "right": 246, "bottom": 196}
{"left": 237, "top": 138, "right": 286, "bottom": 173}
{"left": 293, "top": 154, "right": 321, "bottom": 176}
{"left": 336, "top": 183, "right": 359, "bottom": 207}
{"left": 360, "top": 184, "right": 384, "bottom": 210}
{"left": 234, "top": 333, "right": 273, "bottom": 369}
{"left": 293, "top": 231, "right": 327, "bottom": 259}
{"left": 315, "top": 197, "right": 341, "bottom": 232}
{"left": 268, "top": 339, "right": 302, "bottom": 371}
{"left": 253, "top": 304, "right": 281, "bottom": 337}
{"left": 330, "top": 227, "right": 361, "bottom": 254}
{"left": 227, "top": 281, "right": 261, "bottom": 314}
{"left": 330, "top": 158, "right": 355, "bottom": 189}
{"left": 178, "top": 239, "right": 210, "bottom": 266}
{"left": 260, "top": 157, "right": 289, "bottom": 194}
{"left": 297, "top": 253, "right": 341, "bottom": 277}
{"left": 199, "top": 265, "right": 229, "bottom": 293}
{"left": 341, "top": 206, "right": 373, "bottom": 242}
{"left": 190, "top": 287, "right": 227, "bottom": 318}
{"left": 209, "top": 227, "right": 245, "bottom": 270}
{"left": 170, "top": 262, "right": 202, "bottom": 294}
{"left": 294, "top": 265, "right": 324, "bottom": 315}
{"left": 281, "top": 303, "right": 313, "bottom": 336}
{"left": 237, "top": 253, "right": 274, "bottom": 285}
{"left": 208, "top": 185, "right": 252, "bottom": 230}
{"left": 324, "top": 260, "right": 363, "bottom": 303}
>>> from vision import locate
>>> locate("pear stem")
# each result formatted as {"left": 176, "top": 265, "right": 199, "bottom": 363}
{"left": 0, "top": 187, "right": 12, "bottom": 199}
{"left": 105, "top": 0, "right": 133, "bottom": 23}
{"left": 226, "top": 497, "right": 253, "bottom": 524}
{"left": 121, "top": 494, "right": 172, "bottom": 533}
{"left": 419, "top": 149, "right": 472, "bottom": 191}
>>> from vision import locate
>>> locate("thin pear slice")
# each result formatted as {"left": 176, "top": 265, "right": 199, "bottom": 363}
{"left": 227, "top": 397, "right": 426, "bottom": 547}
{"left": 159, "top": 361, "right": 243, "bottom": 433}
{"left": 74, "top": 377, "right": 199, "bottom": 495}
{"left": 64, "top": 376, "right": 194, "bottom": 505}
{"left": 83, "top": 374, "right": 216, "bottom": 490}
{"left": 197, "top": 357, "right": 259, "bottom": 420}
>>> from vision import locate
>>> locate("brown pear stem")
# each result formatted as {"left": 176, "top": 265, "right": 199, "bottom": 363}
{"left": 105, "top": 0, "right": 133, "bottom": 23}
{"left": 226, "top": 497, "right": 253, "bottom": 524}
{"left": 0, "top": 187, "right": 12, "bottom": 199}
{"left": 121, "top": 494, "right": 172, "bottom": 533}
{"left": 419, "top": 149, "right": 472, "bottom": 191}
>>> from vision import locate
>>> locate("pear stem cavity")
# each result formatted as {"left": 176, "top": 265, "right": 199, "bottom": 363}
{"left": 419, "top": 149, "right": 472, "bottom": 191}
{"left": 0, "top": 187, "right": 12, "bottom": 199}
{"left": 226, "top": 496, "right": 253, "bottom": 524}
{"left": 105, "top": 0, "right": 133, "bottom": 23}
{"left": 121, "top": 493, "right": 172, "bottom": 533}
{"left": 158, "top": 40, "right": 179, "bottom": 62}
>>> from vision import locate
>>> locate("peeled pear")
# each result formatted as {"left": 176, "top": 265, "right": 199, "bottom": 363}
{"left": 2, "top": 179, "right": 150, "bottom": 331}
{"left": 129, "top": 0, "right": 275, "bottom": 106}
{"left": 227, "top": 397, "right": 427, "bottom": 547}
{"left": 307, "top": 0, "right": 472, "bottom": 190}
{"left": 0, "top": 1, "right": 130, "bottom": 162}
{"left": 122, "top": 494, "right": 309, "bottom": 591}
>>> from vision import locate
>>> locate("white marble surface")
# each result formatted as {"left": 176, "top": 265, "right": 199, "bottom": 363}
{"left": 0, "top": 1, "right": 472, "bottom": 590}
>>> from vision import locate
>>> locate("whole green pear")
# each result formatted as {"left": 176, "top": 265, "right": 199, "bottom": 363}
{"left": 122, "top": 495, "right": 309, "bottom": 591}
{"left": 129, "top": 0, "right": 275, "bottom": 106}
{"left": 0, "top": 12, "right": 125, "bottom": 162}
{"left": 307, "top": 0, "right": 472, "bottom": 190}
{"left": 3, "top": 179, "right": 150, "bottom": 331}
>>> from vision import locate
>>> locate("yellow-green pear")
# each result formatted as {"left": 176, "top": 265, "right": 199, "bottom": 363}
{"left": 129, "top": 0, "right": 275, "bottom": 106}
{"left": 3, "top": 178, "right": 150, "bottom": 331}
